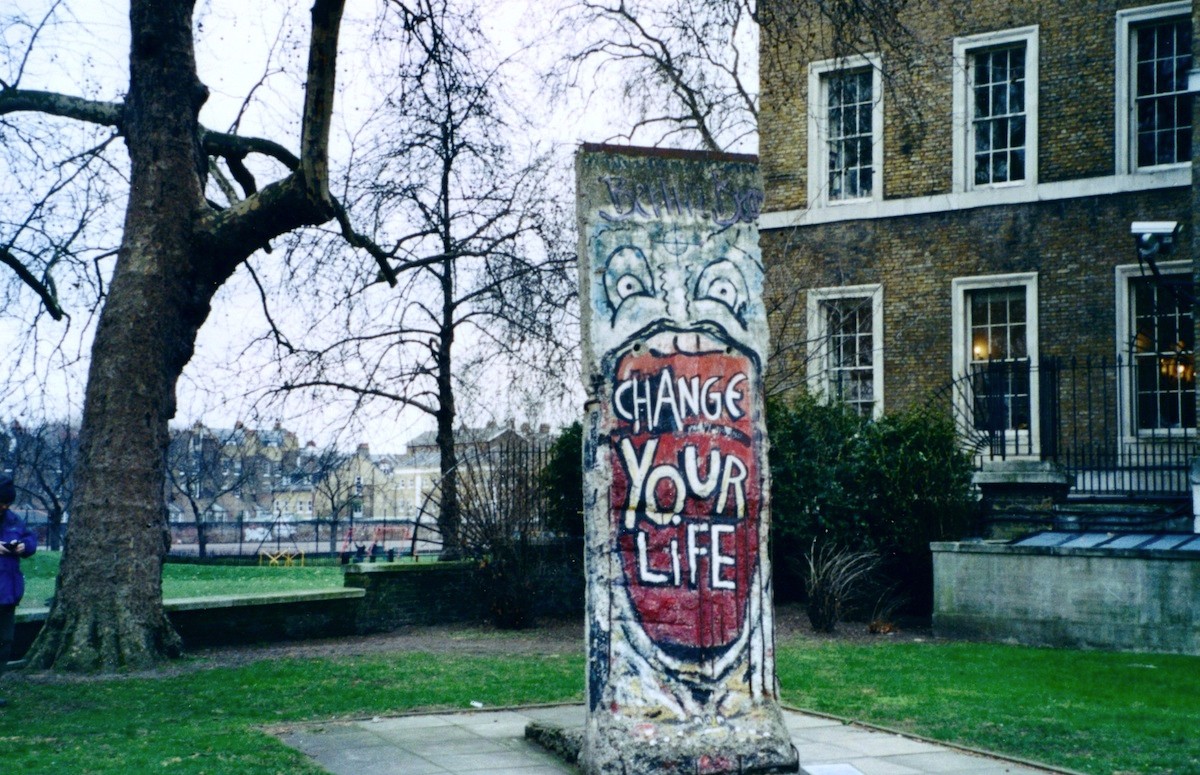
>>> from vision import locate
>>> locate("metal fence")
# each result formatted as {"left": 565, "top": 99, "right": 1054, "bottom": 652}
{"left": 938, "top": 355, "right": 1198, "bottom": 495}
{"left": 164, "top": 437, "right": 555, "bottom": 559}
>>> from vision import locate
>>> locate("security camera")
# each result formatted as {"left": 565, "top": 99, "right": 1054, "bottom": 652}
{"left": 1130, "top": 221, "right": 1180, "bottom": 237}
{"left": 1131, "top": 221, "right": 1180, "bottom": 259}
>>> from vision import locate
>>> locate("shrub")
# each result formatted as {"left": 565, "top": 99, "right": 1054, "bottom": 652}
{"left": 768, "top": 395, "right": 977, "bottom": 611}
{"left": 453, "top": 439, "right": 547, "bottom": 629}
{"left": 857, "top": 407, "right": 979, "bottom": 560}
{"left": 768, "top": 395, "right": 868, "bottom": 599}
{"left": 539, "top": 421, "right": 584, "bottom": 539}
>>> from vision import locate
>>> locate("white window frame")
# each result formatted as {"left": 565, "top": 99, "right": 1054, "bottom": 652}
{"left": 806, "top": 283, "right": 885, "bottom": 418}
{"left": 1115, "top": 2, "right": 1193, "bottom": 175}
{"left": 1115, "top": 260, "right": 1195, "bottom": 440}
{"left": 807, "top": 53, "right": 884, "bottom": 208}
{"left": 951, "top": 273, "right": 1040, "bottom": 454}
{"left": 952, "top": 26, "right": 1040, "bottom": 193}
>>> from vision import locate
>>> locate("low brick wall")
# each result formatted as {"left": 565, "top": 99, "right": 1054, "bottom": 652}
{"left": 343, "top": 560, "right": 486, "bottom": 633}
{"left": 168, "top": 589, "right": 363, "bottom": 648}
{"left": 12, "top": 588, "right": 365, "bottom": 659}
{"left": 10, "top": 557, "right": 579, "bottom": 661}
{"left": 932, "top": 540, "right": 1200, "bottom": 655}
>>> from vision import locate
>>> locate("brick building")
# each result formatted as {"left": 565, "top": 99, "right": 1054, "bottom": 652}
{"left": 760, "top": 1, "right": 1200, "bottom": 508}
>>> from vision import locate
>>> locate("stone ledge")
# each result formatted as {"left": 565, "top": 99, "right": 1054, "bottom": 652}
{"left": 524, "top": 721, "right": 583, "bottom": 766}
{"left": 972, "top": 459, "right": 1074, "bottom": 487}
{"left": 14, "top": 587, "right": 363, "bottom": 623}
{"left": 931, "top": 540, "right": 1200, "bottom": 561}
{"left": 165, "top": 587, "right": 364, "bottom": 611}
{"left": 342, "top": 559, "right": 474, "bottom": 574}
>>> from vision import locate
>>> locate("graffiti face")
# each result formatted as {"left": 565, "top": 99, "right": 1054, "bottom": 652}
{"left": 591, "top": 231, "right": 768, "bottom": 373}
{"left": 611, "top": 344, "right": 760, "bottom": 659}
{"left": 592, "top": 221, "right": 767, "bottom": 671}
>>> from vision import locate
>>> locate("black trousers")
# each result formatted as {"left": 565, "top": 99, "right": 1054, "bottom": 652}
{"left": 0, "top": 603, "right": 14, "bottom": 678}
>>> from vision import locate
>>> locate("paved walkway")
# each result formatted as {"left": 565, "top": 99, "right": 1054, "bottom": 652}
{"left": 278, "top": 705, "right": 1066, "bottom": 775}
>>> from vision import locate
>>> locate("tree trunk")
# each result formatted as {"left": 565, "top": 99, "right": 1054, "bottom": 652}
{"left": 436, "top": 408, "right": 460, "bottom": 559}
{"left": 436, "top": 257, "right": 461, "bottom": 560}
{"left": 48, "top": 507, "right": 63, "bottom": 551}
{"left": 195, "top": 510, "right": 208, "bottom": 559}
{"left": 21, "top": 0, "right": 344, "bottom": 672}
{"left": 25, "top": 0, "right": 210, "bottom": 671}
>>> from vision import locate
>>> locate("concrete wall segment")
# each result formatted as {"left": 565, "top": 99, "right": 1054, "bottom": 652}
{"left": 576, "top": 146, "right": 797, "bottom": 774}
{"left": 933, "top": 541, "right": 1200, "bottom": 654}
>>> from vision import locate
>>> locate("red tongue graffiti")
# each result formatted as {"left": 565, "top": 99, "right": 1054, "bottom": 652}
{"left": 609, "top": 347, "right": 760, "bottom": 657}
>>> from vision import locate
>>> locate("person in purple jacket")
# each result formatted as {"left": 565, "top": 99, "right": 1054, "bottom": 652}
{"left": 0, "top": 473, "right": 36, "bottom": 708}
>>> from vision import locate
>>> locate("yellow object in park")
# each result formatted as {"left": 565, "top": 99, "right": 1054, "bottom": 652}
{"left": 258, "top": 550, "right": 305, "bottom": 567}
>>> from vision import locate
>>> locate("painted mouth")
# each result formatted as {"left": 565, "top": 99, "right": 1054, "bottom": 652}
{"left": 608, "top": 330, "right": 760, "bottom": 659}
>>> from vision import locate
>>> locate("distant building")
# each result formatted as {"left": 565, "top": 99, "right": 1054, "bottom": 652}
{"left": 166, "top": 419, "right": 556, "bottom": 549}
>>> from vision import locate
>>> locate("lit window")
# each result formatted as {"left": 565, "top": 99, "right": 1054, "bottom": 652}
{"left": 952, "top": 274, "right": 1040, "bottom": 454}
{"left": 968, "top": 287, "right": 1031, "bottom": 433}
{"left": 1129, "top": 274, "right": 1195, "bottom": 430}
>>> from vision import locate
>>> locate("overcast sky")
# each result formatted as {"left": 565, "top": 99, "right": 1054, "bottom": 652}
{"left": 0, "top": 0, "right": 646, "bottom": 451}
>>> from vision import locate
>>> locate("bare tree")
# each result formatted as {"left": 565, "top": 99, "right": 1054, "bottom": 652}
{"left": 303, "top": 445, "right": 358, "bottom": 554}
{"left": 560, "top": 0, "right": 760, "bottom": 152}
{"left": 0, "top": 0, "right": 406, "bottom": 672}
{"left": 270, "top": 0, "right": 576, "bottom": 560}
{"left": 5, "top": 419, "right": 77, "bottom": 550}
{"left": 422, "top": 433, "right": 551, "bottom": 627}
{"left": 558, "top": 0, "right": 956, "bottom": 154}
{"left": 165, "top": 424, "right": 257, "bottom": 559}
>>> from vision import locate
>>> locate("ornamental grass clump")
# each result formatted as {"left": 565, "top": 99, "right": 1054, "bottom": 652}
{"left": 803, "top": 540, "right": 880, "bottom": 632}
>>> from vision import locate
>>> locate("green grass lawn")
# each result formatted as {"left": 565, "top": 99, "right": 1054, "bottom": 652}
{"left": 2, "top": 633, "right": 1197, "bottom": 774}
{"left": 3, "top": 651, "right": 584, "bottom": 774}
{"left": 777, "top": 640, "right": 1200, "bottom": 775}
{"left": 18, "top": 553, "right": 344, "bottom": 611}
{"left": 9, "top": 554, "right": 1198, "bottom": 773}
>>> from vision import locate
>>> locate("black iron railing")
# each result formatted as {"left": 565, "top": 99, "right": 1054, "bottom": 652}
{"left": 937, "top": 355, "right": 1198, "bottom": 495}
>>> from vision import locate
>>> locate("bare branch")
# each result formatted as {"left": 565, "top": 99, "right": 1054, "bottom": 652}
{"left": 201, "top": 130, "right": 299, "bottom": 171}
{"left": 0, "top": 246, "right": 64, "bottom": 320}
{"left": 279, "top": 378, "right": 437, "bottom": 416}
{"left": 0, "top": 87, "right": 123, "bottom": 127}
{"left": 11, "top": 0, "right": 66, "bottom": 88}
{"left": 196, "top": 0, "right": 346, "bottom": 275}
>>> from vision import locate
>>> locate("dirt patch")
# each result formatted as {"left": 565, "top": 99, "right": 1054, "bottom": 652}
{"left": 16, "top": 603, "right": 935, "bottom": 682}
{"left": 773, "top": 604, "right": 934, "bottom": 646}
{"left": 182, "top": 603, "right": 933, "bottom": 669}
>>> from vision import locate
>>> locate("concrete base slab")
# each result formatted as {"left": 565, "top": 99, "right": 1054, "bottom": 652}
{"left": 276, "top": 706, "right": 1071, "bottom": 775}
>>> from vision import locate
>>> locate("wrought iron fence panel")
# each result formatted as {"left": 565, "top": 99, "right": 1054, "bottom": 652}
{"left": 935, "top": 355, "right": 1197, "bottom": 495}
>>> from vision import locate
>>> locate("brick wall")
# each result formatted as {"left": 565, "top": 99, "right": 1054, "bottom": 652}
{"left": 761, "top": 0, "right": 1153, "bottom": 213}
{"left": 344, "top": 561, "right": 485, "bottom": 633}
{"left": 763, "top": 186, "right": 1191, "bottom": 409}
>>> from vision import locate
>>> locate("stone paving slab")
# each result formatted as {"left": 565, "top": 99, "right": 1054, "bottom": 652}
{"left": 277, "top": 705, "right": 1066, "bottom": 775}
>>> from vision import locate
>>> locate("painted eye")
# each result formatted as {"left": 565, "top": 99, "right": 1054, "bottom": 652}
{"left": 695, "top": 260, "right": 747, "bottom": 319}
{"left": 615, "top": 274, "right": 646, "bottom": 300}
{"left": 605, "top": 245, "right": 654, "bottom": 313}
{"left": 705, "top": 278, "right": 738, "bottom": 306}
